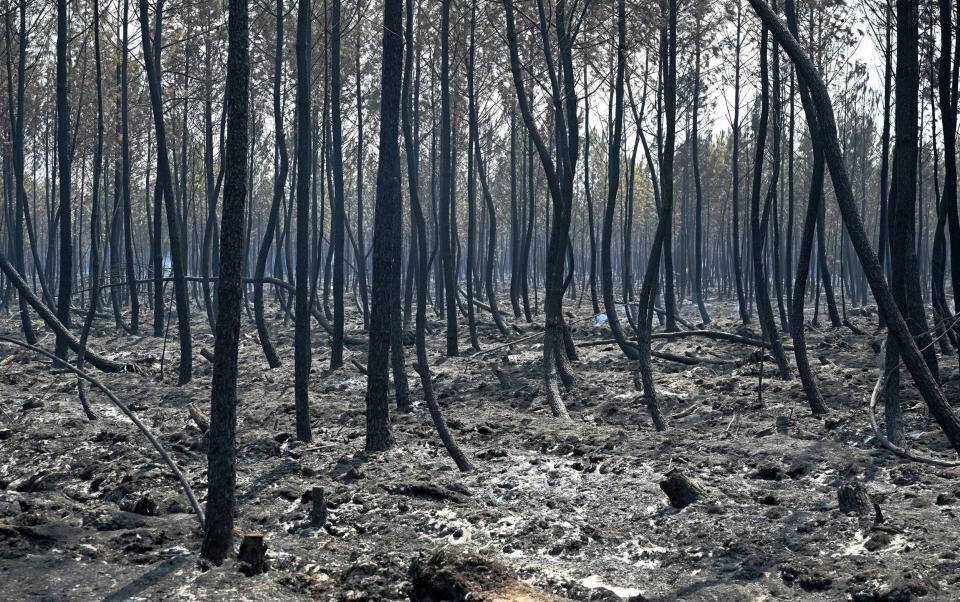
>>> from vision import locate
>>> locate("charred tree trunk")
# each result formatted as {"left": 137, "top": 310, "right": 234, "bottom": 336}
{"left": 730, "top": 2, "right": 750, "bottom": 325}
{"left": 691, "top": 25, "right": 710, "bottom": 325}
{"left": 293, "top": 0, "right": 313, "bottom": 442}
{"left": 583, "top": 68, "right": 600, "bottom": 317}
{"left": 120, "top": 0, "right": 139, "bottom": 336}
{"left": 785, "top": 0, "right": 828, "bottom": 415}
{"left": 750, "top": 22, "right": 791, "bottom": 380}
{"left": 600, "top": 0, "right": 637, "bottom": 361}
{"left": 139, "top": 0, "right": 193, "bottom": 384}
{"left": 201, "top": 0, "right": 248, "bottom": 564}
{"left": 365, "top": 0, "right": 404, "bottom": 452}
{"left": 886, "top": 0, "right": 939, "bottom": 441}
{"left": 439, "top": 0, "right": 458, "bottom": 356}
{"left": 330, "top": 0, "right": 346, "bottom": 369}
{"left": 465, "top": 4, "right": 480, "bottom": 351}
{"left": 4, "top": 3, "right": 35, "bottom": 344}
{"left": 253, "top": 0, "right": 288, "bottom": 370}
{"left": 55, "top": 0, "right": 72, "bottom": 359}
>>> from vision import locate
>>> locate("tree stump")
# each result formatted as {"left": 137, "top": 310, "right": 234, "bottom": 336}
{"left": 659, "top": 469, "right": 705, "bottom": 508}
{"left": 237, "top": 533, "right": 268, "bottom": 576}
{"left": 310, "top": 486, "right": 327, "bottom": 527}
{"left": 838, "top": 481, "right": 872, "bottom": 515}
{"left": 494, "top": 365, "right": 515, "bottom": 390}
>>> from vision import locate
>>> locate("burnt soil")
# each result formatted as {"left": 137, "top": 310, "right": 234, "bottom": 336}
{"left": 1, "top": 299, "right": 959, "bottom": 601}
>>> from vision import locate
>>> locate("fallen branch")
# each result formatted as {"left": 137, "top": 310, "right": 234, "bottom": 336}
{"left": 469, "top": 330, "right": 544, "bottom": 358}
{"left": 82, "top": 274, "right": 367, "bottom": 346}
{"left": 0, "top": 335, "right": 206, "bottom": 526}
{"left": 578, "top": 329, "right": 795, "bottom": 351}
{"left": 653, "top": 306, "right": 697, "bottom": 330}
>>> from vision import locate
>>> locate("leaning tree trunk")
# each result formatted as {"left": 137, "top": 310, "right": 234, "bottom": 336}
{"left": 0, "top": 252, "right": 127, "bottom": 373}
{"left": 784, "top": 0, "right": 828, "bottom": 415}
{"left": 405, "top": 0, "right": 472, "bottom": 471}
{"left": 600, "top": 0, "right": 637, "bottom": 361}
{"left": 633, "top": 0, "right": 671, "bottom": 433}
{"left": 503, "top": 0, "right": 578, "bottom": 419}
{"left": 76, "top": 0, "right": 107, "bottom": 421}
{"left": 253, "top": 0, "right": 288, "bottom": 370}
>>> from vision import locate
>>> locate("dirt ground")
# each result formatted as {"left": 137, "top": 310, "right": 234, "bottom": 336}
{"left": 1, "top": 297, "right": 959, "bottom": 601}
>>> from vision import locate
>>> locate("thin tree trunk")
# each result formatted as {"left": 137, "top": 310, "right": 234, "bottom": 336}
{"left": 55, "top": 0, "right": 72, "bottom": 359}
{"left": 139, "top": 0, "right": 192, "bottom": 383}
{"left": 750, "top": 21, "right": 790, "bottom": 379}
{"left": 293, "top": 0, "right": 313, "bottom": 442}
{"left": 254, "top": 0, "right": 288, "bottom": 370}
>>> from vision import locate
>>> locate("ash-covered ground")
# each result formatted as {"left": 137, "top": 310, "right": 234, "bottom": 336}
{"left": 1, "top": 298, "right": 959, "bottom": 601}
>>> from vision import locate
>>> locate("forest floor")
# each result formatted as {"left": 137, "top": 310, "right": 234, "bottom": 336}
{"left": 1, "top": 296, "right": 959, "bottom": 601}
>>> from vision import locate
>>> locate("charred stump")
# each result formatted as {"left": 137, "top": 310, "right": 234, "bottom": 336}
{"left": 660, "top": 469, "right": 705, "bottom": 508}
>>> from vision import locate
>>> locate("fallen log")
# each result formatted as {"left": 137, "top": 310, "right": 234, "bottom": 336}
{"left": 0, "top": 253, "right": 130, "bottom": 373}
{"left": 470, "top": 330, "right": 544, "bottom": 358}
{"left": 189, "top": 404, "right": 209, "bottom": 433}
{"left": 651, "top": 350, "right": 731, "bottom": 366}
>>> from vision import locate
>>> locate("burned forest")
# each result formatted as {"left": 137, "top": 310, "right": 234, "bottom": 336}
{"left": 2, "top": 0, "right": 960, "bottom": 599}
